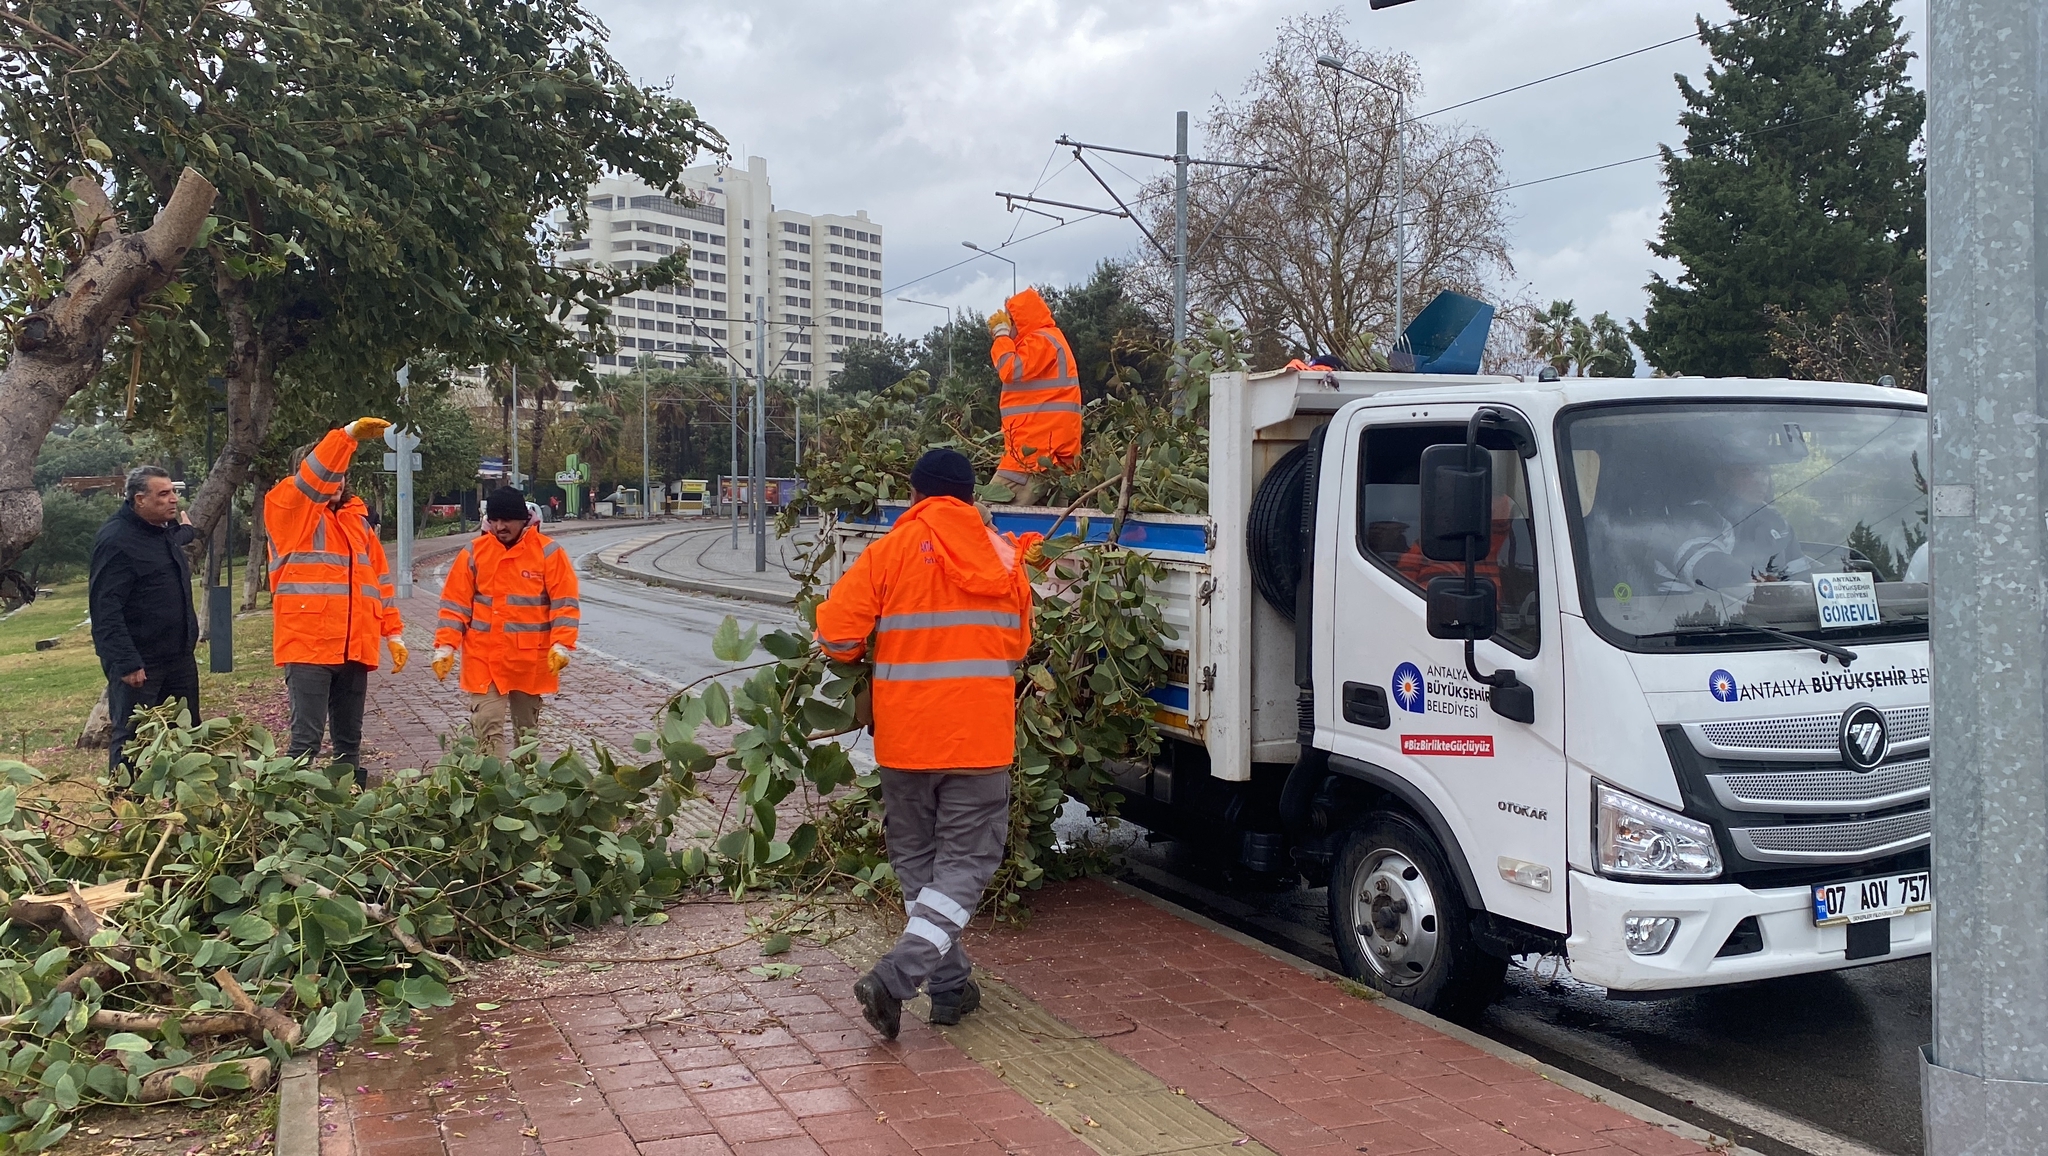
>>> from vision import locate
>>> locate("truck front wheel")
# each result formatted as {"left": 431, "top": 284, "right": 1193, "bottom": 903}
{"left": 1328, "top": 814, "right": 1505, "bottom": 1020}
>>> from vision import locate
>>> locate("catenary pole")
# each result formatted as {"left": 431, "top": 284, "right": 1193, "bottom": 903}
{"left": 1920, "top": 2, "right": 2048, "bottom": 1150}
{"left": 753, "top": 306, "right": 768, "bottom": 572}
{"left": 641, "top": 362, "right": 651, "bottom": 518}
{"left": 1172, "top": 110, "right": 1189, "bottom": 350}
{"left": 509, "top": 363, "right": 519, "bottom": 488}
{"left": 729, "top": 369, "right": 740, "bottom": 547}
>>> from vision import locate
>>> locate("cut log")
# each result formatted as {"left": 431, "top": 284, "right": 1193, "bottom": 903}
{"left": 138, "top": 1057, "right": 274, "bottom": 1103}
{"left": 90, "top": 1009, "right": 262, "bottom": 1038}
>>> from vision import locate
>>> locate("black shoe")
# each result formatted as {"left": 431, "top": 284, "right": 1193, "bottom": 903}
{"left": 853, "top": 971, "right": 901, "bottom": 1040}
{"left": 927, "top": 979, "right": 981, "bottom": 1026}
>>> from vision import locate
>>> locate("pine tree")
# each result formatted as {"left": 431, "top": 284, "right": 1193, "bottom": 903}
{"left": 1633, "top": 0, "right": 1924, "bottom": 378}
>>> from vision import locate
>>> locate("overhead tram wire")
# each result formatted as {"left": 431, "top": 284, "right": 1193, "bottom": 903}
{"left": 1402, "top": 0, "right": 1804, "bottom": 126}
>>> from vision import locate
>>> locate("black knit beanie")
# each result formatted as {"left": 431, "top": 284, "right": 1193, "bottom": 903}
{"left": 909, "top": 449, "right": 977, "bottom": 503}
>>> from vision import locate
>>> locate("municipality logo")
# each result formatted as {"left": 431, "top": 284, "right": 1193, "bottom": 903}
{"left": 1709, "top": 669, "right": 1740, "bottom": 703}
{"left": 1392, "top": 662, "right": 1425, "bottom": 714}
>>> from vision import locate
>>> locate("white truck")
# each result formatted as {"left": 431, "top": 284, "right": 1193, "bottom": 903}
{"left": 830, "top": 367, "right": 1932, "bottom": 1018}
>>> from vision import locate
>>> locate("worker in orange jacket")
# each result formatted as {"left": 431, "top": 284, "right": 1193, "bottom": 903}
{"left": 431, "top": 487, "right": 580, "bottom": 756}
{"left": 815, "top": 449, "right": 1042, "bottom": 1038}
{"left": 267, "top": 418, "right": 406, "bottom": 786}
{"left": 988, "top": 287, "right": 1082, "bottom": 505}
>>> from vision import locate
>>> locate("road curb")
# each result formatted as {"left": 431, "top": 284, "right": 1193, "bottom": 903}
{"left": 273, "top": 1053, "right": 319, "bottom": 1156}
{"left": 1101, "top": 877, "right": 1772, "bottom": 1156}
{"left": 585, "top": 531, "right": 797, "bottom": 607}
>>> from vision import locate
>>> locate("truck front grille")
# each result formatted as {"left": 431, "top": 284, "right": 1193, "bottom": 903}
{"left": 1709, "top": 756, "right": 1930, "bottom": 814}
{"left": 1730, "top": 810, "right": 1931, "bottom": 864}
{"left": 1691, "top": 705, "right": 1929, "bottom": 760}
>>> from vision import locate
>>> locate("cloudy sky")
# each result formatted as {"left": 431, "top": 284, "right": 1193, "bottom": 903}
{"left": 585, "top": 0, "right": 1926, "bottom": 345}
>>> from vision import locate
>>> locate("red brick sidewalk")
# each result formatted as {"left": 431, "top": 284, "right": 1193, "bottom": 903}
{"left": 969, "top": 884, "right": 1704, "bottom": 1156}
{"left": 319, "top": 903, "right": 1092, "bottom": 1156}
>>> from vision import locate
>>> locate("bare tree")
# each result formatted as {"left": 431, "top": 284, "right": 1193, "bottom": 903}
{"left": 0, "top": 168, "right": 216, "bottom": 580}
{"left": 1134, "top": 13, "right": 1513, "bottom": 365}
{"left": 1766, "top": 279, "right": 1924, "bottom": 390}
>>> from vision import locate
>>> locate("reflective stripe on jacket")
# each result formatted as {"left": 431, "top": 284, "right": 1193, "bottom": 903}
{"left": 433, "top": 528, "right": 579, "bottom": 695}
{"left": 814, "top": 496, "right": 1041, "bottom": 770}
{"left": 265, "top": 428, "right": 401, "bottom": 668}
{"left": 990, "top": 287, "right": 1083, "bottom": 476}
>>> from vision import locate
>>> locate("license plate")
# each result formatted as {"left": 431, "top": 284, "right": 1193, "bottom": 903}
{"left": 1812, "top": 871, "right": 1931, "bottom": 926}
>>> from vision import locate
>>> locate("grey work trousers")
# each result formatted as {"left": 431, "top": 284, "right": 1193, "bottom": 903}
{"left": 871, "top": 769, "right": 1011, "bottom": 1002}
{"left": 286, "top": 662, "right": 370, "bottom": 785}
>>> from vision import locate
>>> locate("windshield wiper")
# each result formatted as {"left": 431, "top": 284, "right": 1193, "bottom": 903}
{"left": 1656, "top": 621, "right": 1859, "bottom": 667}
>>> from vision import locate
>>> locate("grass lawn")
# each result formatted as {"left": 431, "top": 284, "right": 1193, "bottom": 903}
{"left": 0, "top": 582, "right": 288, "bottom": 784}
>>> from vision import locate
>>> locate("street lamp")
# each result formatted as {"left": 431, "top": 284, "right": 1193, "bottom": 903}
{"left": 961, "top": 241, "right": 1017, "bottom": 298}
{"left": 1317, "top": 53, "right": 1409, "bottom": 343}
{"left": 898, "top": 297, "right": 955, "bottom": 380}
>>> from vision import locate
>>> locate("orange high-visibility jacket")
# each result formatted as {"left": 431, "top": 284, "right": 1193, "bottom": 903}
{"left": 266, "top": 428, "right": 402, "bottom": 668}
{"left": 433, "top": 528, "right": 579, "bottom": 696}
{"left": 990, "top": 287, "right": 1083, "bottom": 475}
{"left": 814, "top": 497, "right": 1041, "bottom": 770}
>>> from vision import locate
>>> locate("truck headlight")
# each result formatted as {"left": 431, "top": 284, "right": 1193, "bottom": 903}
{"left": 1596, "top": 784, "right": 1721, "bottom": 880}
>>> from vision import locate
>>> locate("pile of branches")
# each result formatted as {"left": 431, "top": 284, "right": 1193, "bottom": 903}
{"left": 0, "top": 711, "right": 705, "bottom": 1149}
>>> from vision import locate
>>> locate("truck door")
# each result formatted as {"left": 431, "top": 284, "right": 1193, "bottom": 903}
{"left": 1323, "top": 405, "right": 1568, "bottom": 932}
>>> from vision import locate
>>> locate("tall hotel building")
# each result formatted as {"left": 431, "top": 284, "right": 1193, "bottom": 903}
{"left": 556, "top": 157, "right": 884, "bottom": 385}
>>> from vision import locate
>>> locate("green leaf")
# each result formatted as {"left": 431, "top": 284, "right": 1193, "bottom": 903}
{"left": 758, "top": 932, "right": 791, "bottom": 956}
{"left": 492, "top": 815, "right": 528, "bottom": 832}
{"left": 711, "top": 616, "right": 756, "bottom": 663}
{"left": 703, "top": 681, "right": 731, "bottom": 728}
{"left": 101, "top": 1034, "right": 151, "bottom": 1054}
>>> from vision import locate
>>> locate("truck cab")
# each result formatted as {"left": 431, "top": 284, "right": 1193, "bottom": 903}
{"left": 1278, "top": 374, "right": 1930, "bottom": 1015}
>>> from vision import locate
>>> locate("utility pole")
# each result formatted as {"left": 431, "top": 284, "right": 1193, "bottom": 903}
{"left": 1921, "top": 1, "right": 2048, "bottom": 1149}
{"left": 509, "top": 363, "right": 519, "bottom": 488}
{"left": 384, "top": 364, "right": 418, "bottom": 601}
{"left": 1025, "top": 123, "right": 1269, "bottom": 411}
{"left": 729, "top": 368, "right": 740, "bottom": 548}
{"left": 752, "top": 307, "right": 768, "bottom": 572}
{"left": 640, "top": 362, "right": 650, "bottom": 519}
{"left": 1172, "top": 110, "right": 1189, "bottom": 350}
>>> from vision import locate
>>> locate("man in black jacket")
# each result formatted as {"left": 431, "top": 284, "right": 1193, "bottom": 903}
{"left": 89, "top": 466, "right": 200, "bottom": 770}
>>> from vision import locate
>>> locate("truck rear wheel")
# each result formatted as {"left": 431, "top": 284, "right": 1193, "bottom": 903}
{"left": 1329, "top": 813, "right": 1505, "bottom": 1020}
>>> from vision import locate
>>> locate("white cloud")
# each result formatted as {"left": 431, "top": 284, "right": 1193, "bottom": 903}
{"left": 587, "top": 0, "right": 1926, "bottom": 341}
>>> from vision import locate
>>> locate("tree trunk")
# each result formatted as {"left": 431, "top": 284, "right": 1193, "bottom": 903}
{"left": 0, "top": 168, "right": 217, "bottom": 573}
{"left": 182, "top": 272, "right": 281, "bottom": 551}
{"left": 241, "top": 474, "right": 270, "bottom": 612}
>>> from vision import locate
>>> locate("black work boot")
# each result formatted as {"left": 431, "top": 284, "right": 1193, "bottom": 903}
{"left": 927, "top": 978, "right": 981, "bottom": 1026}
{"left": 853, "top": 971, "right": 901, "bottom": 1040}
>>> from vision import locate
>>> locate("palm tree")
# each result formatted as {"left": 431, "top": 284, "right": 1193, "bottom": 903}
{"left": 1526, "top": 300, "right": 1579, "bottom": 376}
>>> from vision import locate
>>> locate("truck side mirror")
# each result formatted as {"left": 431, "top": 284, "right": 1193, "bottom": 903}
{"left": 1417, "top": 443, "right": 1492, "bottom": 562}
{"left": 1426, "top": 575, "right": 1498, "bottom": 640}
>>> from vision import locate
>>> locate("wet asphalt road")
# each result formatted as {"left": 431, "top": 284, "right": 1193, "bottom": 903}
{"left": 563, "top": 521, "right": 1928, "bottom": 1156}
{"left": 1114, "top": 834, "right": 1929, "bottom": 1156}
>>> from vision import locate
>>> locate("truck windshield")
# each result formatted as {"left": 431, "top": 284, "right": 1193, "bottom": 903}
{"left": 1557, "top": 402, "right": 1929, "bottom": 649}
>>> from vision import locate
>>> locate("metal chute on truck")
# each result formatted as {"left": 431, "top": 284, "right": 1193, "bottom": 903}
{"left": 825, "top": 302, "right": 1933, "bottom": 1020}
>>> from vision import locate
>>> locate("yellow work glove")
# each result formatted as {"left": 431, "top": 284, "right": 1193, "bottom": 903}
{"left": 1023, "top": 540, "right": 1046, "bottom": 568}
{"left": 548, "top": 643, "right": 572, "bottom": 675}
{"left": 431, "top": 645, "right": 455, "bottom": 682}
{"left": 987, "top": 310, "right": 1014, "bottom": 339}
{"left": 345, "top": 416, "right": 392, "bottom": 441}
{"left": 387, "top": 637, "right": 408, "bottom": 672}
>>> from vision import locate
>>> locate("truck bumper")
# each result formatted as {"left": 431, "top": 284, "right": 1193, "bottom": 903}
{"left": 1565, "top": 870, "right": 1931, "bottom": 992}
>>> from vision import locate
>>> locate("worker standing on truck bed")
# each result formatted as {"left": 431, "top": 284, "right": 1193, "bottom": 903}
{"left": 988, "top": 287, "right": 1082, "bottom": 505}
{"left": 815, "top": 449, "right": 1043, "bottom": 1038}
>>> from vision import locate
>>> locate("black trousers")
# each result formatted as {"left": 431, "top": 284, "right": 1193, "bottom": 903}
{"left": 286, "top": 662, "right": 371, "bottom": 785}
{"left": 107, "top": 654, "right": 200, "bottom": 773}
